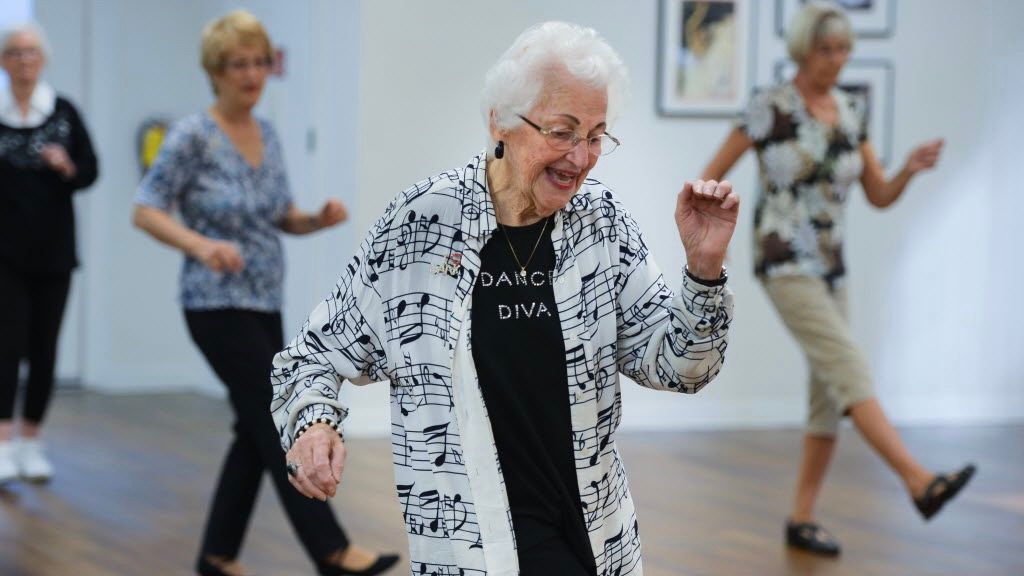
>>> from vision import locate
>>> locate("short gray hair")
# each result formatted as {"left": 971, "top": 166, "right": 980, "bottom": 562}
{"left": 480, "top": 21, "right": 629, "bottom": 145}
{"left": 786, "top": 1, "right": 853, "bottom": 64}
{"left": 0, "top": 21, "right": 51, "bottom": 60}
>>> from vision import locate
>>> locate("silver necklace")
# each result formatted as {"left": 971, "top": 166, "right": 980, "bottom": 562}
{"left": 499, "top": 217, "right": 548, "bottom": 279}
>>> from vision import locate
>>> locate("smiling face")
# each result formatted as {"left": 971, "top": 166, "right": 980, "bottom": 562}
{"left": 1, "top": 30, "right": 45, "bottom": 88}
{"left": 210, "top": 43, "right": 270, "bottom": 111}
{"left": 493, "top": 73, "right": 608, "bottom": 217}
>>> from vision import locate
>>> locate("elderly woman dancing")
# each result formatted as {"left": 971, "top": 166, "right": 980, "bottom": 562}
{"left": 0, "top": 22, "right": 98, "bottom": 486}
{"left": 701, "top": 0, "right": 975, "bottom": 557}
{"left": 273, "top": 22, "right": 738, "bottom": 576}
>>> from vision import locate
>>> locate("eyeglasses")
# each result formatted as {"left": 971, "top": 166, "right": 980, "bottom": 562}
{"left": 2, "top": 47, "right": 42, "bottom": 61}
{"left": 517, "top": 115, "right": 620, "bottom": 157}
{"left": 811, "top": 42, "right": 851, "bottom": 58}
{"left": 223, "top": 57, "right": 273, "bottom": 73}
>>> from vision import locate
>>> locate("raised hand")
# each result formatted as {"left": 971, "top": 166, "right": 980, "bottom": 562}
{"left": 675, "top": 179, "right": 740, "bottom": 280}
{"left": 904, "top": 139, "right": 944, "bottom": 175}
{"left": 286, "top": 423, "right": 346, "bottom": 500}
{"left": 318, "top": 198, "right": 349, "bottom": 229}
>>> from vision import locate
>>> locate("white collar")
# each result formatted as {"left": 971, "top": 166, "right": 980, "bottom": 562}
{"left": 0, "top": 81, "right": 56, "bottom": 128}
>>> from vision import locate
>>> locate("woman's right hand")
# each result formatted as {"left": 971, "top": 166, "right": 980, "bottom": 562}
{"left": 40, "top": 144, "right": 77, "bottom": 179}
{"left": 190, "top": 237, "right": 244, "bottom": 273}
{"left": 675, "top": 179, "right": 740, "bottom": 280}
{"left": 904, "top": 138, "right": 944, "bottom": 175}
{"left": 286, "top": 423, "right": 346, "bottom": 500}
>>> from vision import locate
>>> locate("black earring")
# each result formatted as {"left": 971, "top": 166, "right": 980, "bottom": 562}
{"left": 494, "top": 140, "right": 505, "bottom": 159}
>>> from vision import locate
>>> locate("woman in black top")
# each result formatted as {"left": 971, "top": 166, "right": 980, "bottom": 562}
{"left": 0, "top": 23, "right": 97, "bottom": 485}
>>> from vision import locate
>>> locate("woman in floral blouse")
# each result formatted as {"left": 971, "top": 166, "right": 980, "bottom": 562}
{"left": 702, "top": 0, "right": 974, "bottom": 557}
{"left": 132, "top": 10, "right": 396, "bottom": 576}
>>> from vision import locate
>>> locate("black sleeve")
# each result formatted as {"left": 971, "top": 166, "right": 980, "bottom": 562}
{"left": 61, "top": 98, "right": 99, "bottom": 191}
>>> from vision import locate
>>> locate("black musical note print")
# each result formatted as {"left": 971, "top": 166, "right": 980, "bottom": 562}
{"left": 271, "top": 152, "right": 733, "bottom": 575}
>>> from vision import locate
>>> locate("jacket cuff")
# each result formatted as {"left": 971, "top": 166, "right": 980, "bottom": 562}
{"left": 680, "top": 267, "right": 729, "bottom": 338}
{"left": 293, "top": 403, "right": 345, "bottom": 444}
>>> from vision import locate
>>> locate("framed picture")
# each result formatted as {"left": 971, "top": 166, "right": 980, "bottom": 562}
{"left": 776, "top": 0, "right": 897, "bottom": 38}
{"left": 774, "top": 59, "right": 894, "bottom": 166}
{"left": 657, "top": 0, "right": 754, "bottom": 117}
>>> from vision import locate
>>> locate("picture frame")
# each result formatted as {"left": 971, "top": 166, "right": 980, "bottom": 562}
{"left": 776, "top": 0, "right": 897, "bottom": 38}
{"left": 656, "top": 0, "right": 754, "bottom": 117}
{"left": 774, "top": 58, "right": 895, "bottom": 166}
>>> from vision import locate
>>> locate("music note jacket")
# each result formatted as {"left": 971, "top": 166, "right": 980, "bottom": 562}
{"left": 271, "top": 152, "right": 733, "bottom": 576}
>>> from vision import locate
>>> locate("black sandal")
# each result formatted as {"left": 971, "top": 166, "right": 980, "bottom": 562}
{"left": 197, "top": 556, "right": 251, "bottom": 576}
{"left": 786, "top": 520, "right": 841, "bottom": 557}
{"left": 914, "top": 463, "right": 977, "bottom": 521}
{"left": 318, "top": 553, "right": 400, "bottom": 576}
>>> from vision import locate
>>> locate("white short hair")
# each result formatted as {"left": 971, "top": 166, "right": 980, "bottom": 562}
{"left": 786, "top": 1, "right": 853, "bottom": 64}
{"left": 0, "top": 21, "right": 51, "bottom": 60}
{"left": 480, "top": 21, "right": 629, "bottom": 145}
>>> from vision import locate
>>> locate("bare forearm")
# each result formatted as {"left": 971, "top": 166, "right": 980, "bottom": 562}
{"left": 702, "top": 128, "right": 753, "bottom": 182}
{"left": 701, "top": 159, "right": 731, "bottom": 183}
{"left": 132, "top": 204, "right": 205, "bottom": 256}
{"left": 868, "top": 166, "right": 915, "bottom": 208}
{"left": 861, "top": 140, "right": 941, "bottom": 209}
{"left": 280, "top": 209, "right": 322, "bottom": 235}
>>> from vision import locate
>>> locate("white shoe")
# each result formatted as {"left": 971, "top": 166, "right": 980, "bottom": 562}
{"left": 0, "top": 441, "right": 18, "bottom": 485}
{"left": 17, "top": 438, "right": 54, "bottom": 482}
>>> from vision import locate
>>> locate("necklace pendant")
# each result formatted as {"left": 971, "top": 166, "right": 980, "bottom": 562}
{"left": 519, "top": 269, "right": 527, "bottom": 279}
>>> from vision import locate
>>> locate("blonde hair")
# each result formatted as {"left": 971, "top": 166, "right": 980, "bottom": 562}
{"left": 786, "top": 1, "right": 853, "bottom": 64}
{"left": 200, "top": 10, "right": 273, "bottom": 82}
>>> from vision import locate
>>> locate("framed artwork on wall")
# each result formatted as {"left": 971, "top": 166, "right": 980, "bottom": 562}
{"left": 774, "top": 58, "right": 895, "bottom": 166}
{"left": 657, "top": 0, "right": 754, "bottom": 117}
{"left": 776, "top": 0, "right": 897, "bottom": 38}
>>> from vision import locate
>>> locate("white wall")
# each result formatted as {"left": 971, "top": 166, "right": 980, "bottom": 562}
{"left": 984, "top": 0, "right": 1024, "bottom": 416}
{"left": 34, "top": 0, "right": 1023, "bottom": 435}
{"left": 355, "top": 0, "right": 1024, "bottom": 433}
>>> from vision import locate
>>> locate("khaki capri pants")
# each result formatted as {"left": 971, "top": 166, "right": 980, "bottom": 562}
{"left": 762, "top": 275, "right": 876, "bottom": 436}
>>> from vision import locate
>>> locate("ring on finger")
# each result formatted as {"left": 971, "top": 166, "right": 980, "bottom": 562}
{"left": 286, "top": 460, "right": 302, "bottom": 478}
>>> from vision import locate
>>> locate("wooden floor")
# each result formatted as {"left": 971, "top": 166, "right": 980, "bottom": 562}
{"left": 0, "top": 392, "right": 1020, "bottom": 576}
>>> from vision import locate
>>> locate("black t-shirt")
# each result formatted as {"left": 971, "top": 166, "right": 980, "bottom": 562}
{"left": 470, "top": 217, "right": 594, "bottom": 570}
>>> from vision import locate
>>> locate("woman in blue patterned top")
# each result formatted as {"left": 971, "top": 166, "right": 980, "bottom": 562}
{"left": 132, "top": 10, "right": 397, "bottom": 576}
{"left": 701, "top": 0, "right": 974, "bottom": 558}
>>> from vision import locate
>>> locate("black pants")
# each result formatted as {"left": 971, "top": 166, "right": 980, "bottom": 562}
{"left": 0, "top": 263, "right": 71, "bottom": 423}
{"left": 518, "top": 535, "right": 596, "bottom": 576}
{"left": 184, "top": 309, "right": 349, "bottom": 565}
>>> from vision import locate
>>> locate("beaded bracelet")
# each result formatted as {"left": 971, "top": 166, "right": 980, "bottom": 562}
{"left": 685, "top": 265, "right": 728, "bottom": 287}
{"left": 295, "top": 417, "right": 345, "bottom": 443}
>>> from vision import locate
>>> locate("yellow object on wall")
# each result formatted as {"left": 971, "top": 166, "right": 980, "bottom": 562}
{"left": 136, "top": 118, "right": 169, "bottom": 176}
